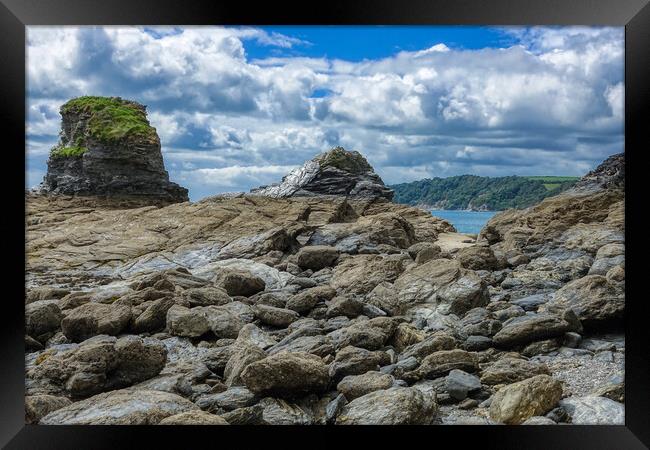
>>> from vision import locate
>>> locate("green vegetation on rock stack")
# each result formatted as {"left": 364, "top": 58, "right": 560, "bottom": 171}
{"left": 316, "top": 146, "right": 373, "bottom": 174}
{"left": 50, "top": 145, "right": 88, "bottom": 158}
{"left": 391, "top": 175, "right": 579, "bottom": 211}
{"left": 61, "top": 96, "right": 157, "bottom": 144}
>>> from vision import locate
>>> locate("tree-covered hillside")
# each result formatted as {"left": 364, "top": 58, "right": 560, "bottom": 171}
{"left": 391, "top": 175, "right": 579, "bottom": 211}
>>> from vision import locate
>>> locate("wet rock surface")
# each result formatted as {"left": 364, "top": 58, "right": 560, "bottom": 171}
{"left": 25, "top": 152, "right": 625, "bottom": 425}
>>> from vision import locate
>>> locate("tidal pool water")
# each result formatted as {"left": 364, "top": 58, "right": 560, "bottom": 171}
{"left": 429, "top": 209, "right": 498, "bottom": 235}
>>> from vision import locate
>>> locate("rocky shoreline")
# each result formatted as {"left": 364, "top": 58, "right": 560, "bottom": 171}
{"left": 25, "top": 104, "right": 625, "bottom": 425}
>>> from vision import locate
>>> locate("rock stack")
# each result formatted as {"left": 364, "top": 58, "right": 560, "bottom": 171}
{"left": 38, "top": 96, "right": 188, "bottom": 204}
{"left": 250, "top": 147, "right": 394, "bottom": 200}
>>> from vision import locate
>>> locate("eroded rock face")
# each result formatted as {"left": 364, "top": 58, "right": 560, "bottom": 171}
{"left": 251, "top": 147, "right": 393, "bottom": 200}
{"left": 38, "top": 96, "right": 188, "bottom": 204}
{"left": 480, "top": 153, "right": 624, "bottom": 303}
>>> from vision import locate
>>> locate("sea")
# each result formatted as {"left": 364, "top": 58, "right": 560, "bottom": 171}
{"left": 429, "top": 209, "right": 498, "bottom": 235}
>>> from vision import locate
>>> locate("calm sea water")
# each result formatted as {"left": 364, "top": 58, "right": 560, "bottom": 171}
{"left": 429, "top": 209, "right": 498, "bottom": 235}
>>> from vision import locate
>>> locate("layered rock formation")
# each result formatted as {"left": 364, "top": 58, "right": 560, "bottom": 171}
{"left": 250, "top": 147, "right": 394, "bottom": 200}
{"left": 37, "top": 96, "right": 188, "bottom": 204}
{"left": 25, "top": 152, "right": 625, "bottom": 426}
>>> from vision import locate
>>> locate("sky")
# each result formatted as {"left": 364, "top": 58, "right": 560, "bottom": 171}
{"left": 26, "top": 26, "right": 624, "bottom": 201}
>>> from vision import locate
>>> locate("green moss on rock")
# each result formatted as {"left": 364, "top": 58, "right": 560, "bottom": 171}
{"left": 50, "top": 146, "right": 88, "bottom": 158}
{"left": 316, "top": 147, "right": 373, "bottom": 174}
{"left": 61, "top": 96, "right": 157, "bottom": 144}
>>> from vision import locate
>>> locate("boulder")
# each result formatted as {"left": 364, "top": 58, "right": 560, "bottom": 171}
{"left": 286, "top": 285, "right": 337, "bottom": 314}
{"left": 235, "top": 323, "right": 277, "bottom": 350}
{"left": 40, "top": 389, "right": 198, "bottom": 424}
{"left": 331, "top": 254, "right": 405, "bottom": 296}
{"left": 253, "top": 304, "right": 299, "bottom": 328}
{"left": 390, "top": 323, "right": 427, "bottom": 352}
{"left": 480, "top": 357, "right": 550, "bottom": 385}
{"left": 403, "top": 349, "right": 478, "bottom": 382}
{"left": 26, "top": 287, "right": 70, "bottom": 304}
{"left": 61, "top": 303, "right": 132, "bottom": 342}
{"left": 223, "top": 344, "right": 267, "bottom": 387}
{"left": 407, "top": 242, "right": 442, "bottom": 264}
{"left": 588, "top": 243, "right": 624, "bottom": 276}
{"left": 398, "top": 333, "right": 457, "bottom": 361}
{"left": 328, "top": 317, "right": 397, "bottom": 350}
{"left": 306, "top": 213, "right": 416, "bottom": 254}
{"left": 133, "top": 297, "right": 174, "bottom": 333}
{"left": 241, "top": 351, "right": 329, "bottom": 397}
{"left": 196, "top": 386, "right": 258, "bottom": 412}
{"left": 25, "top": 394, "right": 72, "bottom": 424}
{"left": 489, "top": 374, "right": 563, "bottom": 424}
{"left": 214, "top": 269, "right": 266, "bottom": 297}
{"left": 26, "top": 300, "right": 63, "bottom": 339}
{"left": 181, "top": 287, "right": 232, "bottom": 307}
{"left": 445, "top": 369, "right": 481, "bottom": 400}
{"left": 335, "top": 387, "right": 437, "bottom": 425}
{"left": 392, "top": 259, "right": 489, "bottom": 316}
{"left": 559, "top": 396, "right": 624, "bottom": 425}
{"left": 259, "top": 398, "right": 314, "bottom": 425}
{"left": 492, "top": 309, "right": 582, "bottom": 347}
{"left": 295, "top": 245, "right": 340, "bottom": 270}
{"left": 166, "top": 305, "right": 210, "bottom": 338}
{"left": 545, "top": 275, "right": 624, "bottom": 329}
{"left": 329, "top": 346, "right": 384, "bottom": 381}
{"left": 456, "top": 245, "right": 499, "bottom": 271}
{"left": 326, "top": 296, "right": 365, "bottom": 319}
{"left": 337, "top": 371, "right": 395, "bottom": 400}
{"left": 204, "top": 304, "right": 249, "bottom": 339}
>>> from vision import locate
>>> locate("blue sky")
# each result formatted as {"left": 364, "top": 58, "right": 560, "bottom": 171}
{"left": 241, "top": 26, "right": 517, "bottom": 60}
{"left": 26, "top": 26, "right": 624, "bottom": 201}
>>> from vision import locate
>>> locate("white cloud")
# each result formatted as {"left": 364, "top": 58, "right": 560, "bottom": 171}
{"left": 26, "top": 26, "right": 624, "bottom": 200}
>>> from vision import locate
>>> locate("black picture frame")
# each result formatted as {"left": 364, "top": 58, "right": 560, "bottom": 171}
{"left": 2, "top": 0, "right": 648, "bottom": 447}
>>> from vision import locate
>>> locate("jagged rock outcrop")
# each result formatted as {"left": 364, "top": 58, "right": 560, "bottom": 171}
{"left": 250, "top": 147, "right": 394, "bottom": 200}
{"left": 479, "top": 153, "right": 625, "bottom": 305}
{"left": 567, "top": 153, "right": 624, "bottom": 194}
{"left": 37, "top": 96, "right": 188, "bottom": 204}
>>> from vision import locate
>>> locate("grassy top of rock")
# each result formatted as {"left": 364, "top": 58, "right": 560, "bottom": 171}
{"left": 316, "top": 147, "right": 373, "bottom": 174}
{"left": 50, "top": 145, "right": 88, "bottom": 159}
{"left": 60, "top": 96, "right": 157, "bottom": 144}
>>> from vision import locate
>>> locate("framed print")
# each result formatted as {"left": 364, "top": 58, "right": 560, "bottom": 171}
{"left": 1, "top": 0, "right": 648, "bottom": 447}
